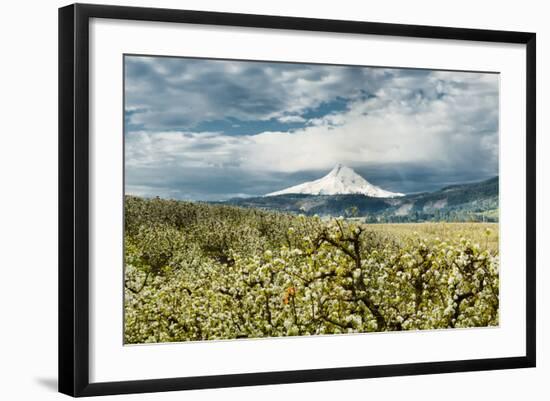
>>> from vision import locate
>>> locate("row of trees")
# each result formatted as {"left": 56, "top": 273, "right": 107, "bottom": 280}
{"left": 363, "top": 208, "right": 499, "bottom": 223}
{"left": 124, "top": 196, "right": 499, "bottom": 343}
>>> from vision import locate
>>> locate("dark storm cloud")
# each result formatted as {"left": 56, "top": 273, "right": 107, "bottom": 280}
{"left": 124, "top": 56, "right": 392, "bottom": 133}
{"left": 126, "top": 166, "right": 293, "bottom": 201}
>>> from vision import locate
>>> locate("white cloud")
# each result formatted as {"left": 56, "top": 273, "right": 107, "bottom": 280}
{"left": 277, "top": 115, "right": 307, "bottom": 124}
{"left": 127, "top": 79, "right": 498, "bottom": 176}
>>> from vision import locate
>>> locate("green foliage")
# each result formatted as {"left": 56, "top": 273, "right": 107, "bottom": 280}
{"left": 124, "top": 196, "right": 499, "bottom": 344}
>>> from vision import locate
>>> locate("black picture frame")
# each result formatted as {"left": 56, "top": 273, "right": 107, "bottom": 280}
{"left": 59, "top": 3, "right": 536, "bottom": 397}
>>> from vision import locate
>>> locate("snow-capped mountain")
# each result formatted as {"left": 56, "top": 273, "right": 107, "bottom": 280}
{"left": 265, "top": 164, "right": 404, "bottom": 198}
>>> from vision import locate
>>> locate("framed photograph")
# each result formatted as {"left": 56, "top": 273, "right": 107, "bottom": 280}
{"left": 59, "top": 3, "right": 536, "bottom": 397}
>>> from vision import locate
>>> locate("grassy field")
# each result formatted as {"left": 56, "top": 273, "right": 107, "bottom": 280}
{"left": 365, "top": 222, "right": 499, "bottom": 254}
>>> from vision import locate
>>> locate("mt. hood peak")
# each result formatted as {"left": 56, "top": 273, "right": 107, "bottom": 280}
{"left": 266, "top": 164, "right": 404, "bottom": 198}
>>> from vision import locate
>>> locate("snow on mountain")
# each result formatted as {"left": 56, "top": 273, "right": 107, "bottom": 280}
{"left": 265, "top": 164, "right": 405, "bottom": 198}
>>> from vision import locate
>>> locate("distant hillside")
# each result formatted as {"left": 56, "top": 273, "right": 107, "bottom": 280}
{"left": 223, "top": 176, "right": 498, "bottom": 223}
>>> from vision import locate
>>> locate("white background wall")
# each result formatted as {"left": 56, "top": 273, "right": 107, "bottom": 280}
{"left": 0, "top": 0, "right": 546, "bottom": 399}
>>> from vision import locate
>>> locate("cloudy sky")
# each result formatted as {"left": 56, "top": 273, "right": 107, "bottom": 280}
{"left": 124, "top": 55, "right": 499, "bottom": 201}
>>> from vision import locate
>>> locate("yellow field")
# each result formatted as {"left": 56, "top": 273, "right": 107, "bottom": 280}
{"left": 364, "top": 222, "right": 499, "bottom": 254}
